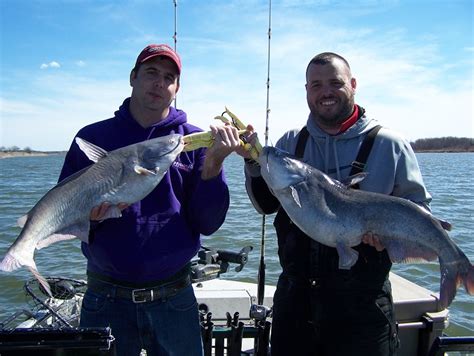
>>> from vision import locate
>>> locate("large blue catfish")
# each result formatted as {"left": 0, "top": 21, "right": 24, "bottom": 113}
{"left": 0, "top": 134, "right": 184, "bottom": 294}
{"left": 259, "top": 146, "right": 474, "bottom": 309}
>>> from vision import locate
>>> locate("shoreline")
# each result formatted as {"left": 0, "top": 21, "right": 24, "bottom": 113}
{"left": 415, "top": 149, "right": 474, "bottom": 153}
{"left": 0, "top": 148, "right": 472, "bottom": 160}
{"left": 0, "top": 151, "right": 65, "bottom": 159}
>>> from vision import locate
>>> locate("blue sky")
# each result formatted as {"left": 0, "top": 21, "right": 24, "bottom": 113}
{"left": 1, "top": 0, "right": 472, "bottom": 151}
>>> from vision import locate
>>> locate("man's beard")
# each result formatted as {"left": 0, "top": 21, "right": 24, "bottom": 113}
{"left": 312, "top": 97, "right": 354, "bottom": 127}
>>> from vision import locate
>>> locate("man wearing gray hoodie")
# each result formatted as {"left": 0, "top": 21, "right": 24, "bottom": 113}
{"left": 243, "top": 52, "right": 431, "bottom": 355}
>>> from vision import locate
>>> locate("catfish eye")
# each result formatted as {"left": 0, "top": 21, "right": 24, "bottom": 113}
{"left": 168, "top": 137, "right": 179, "bottom": 146}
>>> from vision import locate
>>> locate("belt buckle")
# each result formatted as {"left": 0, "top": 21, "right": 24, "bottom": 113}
{"left": 132, "top": 288, "right": 154, "bottom": 303}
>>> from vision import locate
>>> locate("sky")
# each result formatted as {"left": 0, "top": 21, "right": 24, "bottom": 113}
{"left": 1, "top": 0, "right": 473, "bottom": 151}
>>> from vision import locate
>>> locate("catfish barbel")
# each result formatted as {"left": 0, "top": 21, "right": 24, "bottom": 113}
{"left": 0, "top": 134, "right": 184, "bottom": 294}
{"left": 259, "top": 146, "right": 474, "bottom": 309}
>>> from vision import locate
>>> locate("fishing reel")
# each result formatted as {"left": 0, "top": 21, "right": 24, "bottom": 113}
{"left": 249, "top": 304, "right": 272, "bottom": 321}
{"left": 36, "top": 278, "right": 87, "bottom": 300}
{"left": 190, "top": 245, "right": 253, "bottom": 283}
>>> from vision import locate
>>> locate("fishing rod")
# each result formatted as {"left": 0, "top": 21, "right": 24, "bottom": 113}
{"left": 173, "top": 0, "right": 178, "bottom": 108}
{"left": 256, "top": 0, "right": 272, "bottom": 308}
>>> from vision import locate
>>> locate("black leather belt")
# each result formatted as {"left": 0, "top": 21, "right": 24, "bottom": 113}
{"left": 87, "top": 275, "right": 191, "bottom": 303}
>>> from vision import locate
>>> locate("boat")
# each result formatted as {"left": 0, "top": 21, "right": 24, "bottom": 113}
{"left": 1, "top": 246, "right": 473, "bottom": 356}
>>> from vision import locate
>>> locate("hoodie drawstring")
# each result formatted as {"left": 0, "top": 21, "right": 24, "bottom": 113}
{"left": 314, "top": 135, "right": 342, "bottom": 181}
{"left": 323, "top": 137, "right": 330, "bottom": 174}
{"left": 146, "top": 127, "right": 157, "bottom": 140}
{"left": 333, "top": 138, "right": 341, "bottom": 181}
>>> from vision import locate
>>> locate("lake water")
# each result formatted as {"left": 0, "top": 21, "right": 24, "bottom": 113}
{"left": 0, "top": 152, "right": 472, "bottom": 335}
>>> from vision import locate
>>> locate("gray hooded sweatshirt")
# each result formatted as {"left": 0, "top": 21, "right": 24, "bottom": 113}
{"left": 245, "top": 108, "right": 432, "bottom": 214}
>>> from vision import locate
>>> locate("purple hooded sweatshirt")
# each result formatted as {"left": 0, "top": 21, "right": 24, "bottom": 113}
{"left": 59, "top": 98, "right": 230, "bottom": 283}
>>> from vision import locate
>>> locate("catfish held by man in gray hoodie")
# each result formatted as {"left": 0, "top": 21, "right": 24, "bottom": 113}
{"left": 259, "top": 146, "right": 474, "bottom": 310}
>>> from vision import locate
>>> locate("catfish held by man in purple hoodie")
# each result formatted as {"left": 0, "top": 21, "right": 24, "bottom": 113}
{"left": 259, "top": 146, "right": 474, "bottom": 310}
{"left": 0, "top": 134, "right": 184, "bottom": 295}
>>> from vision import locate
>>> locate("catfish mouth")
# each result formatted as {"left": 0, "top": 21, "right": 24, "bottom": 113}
{"left": 260, "top": 146, "right": 306, "bottom": 191}
{"left": 144, "top": 135, "right": 184, "bottom": 161}
{"left": 262, "top": 146, "right": 299, "bottom": 171}
{"left": 261, "top": 146, "right": 290, "bottom": 175}
{"left": 260, "top": 146, "right": 276, "bottom": 175}
{"left": 263, "top": 148, "right": 270, "bottom": 174}
{"left": 158, "top": 135, "right": 184, "bottom": 157}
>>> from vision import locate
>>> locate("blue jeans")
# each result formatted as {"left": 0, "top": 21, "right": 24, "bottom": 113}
{"left": 80, "top": 284, "right": 203, "bottom": 356}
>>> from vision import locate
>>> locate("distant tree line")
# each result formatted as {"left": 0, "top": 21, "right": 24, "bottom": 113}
{"left": 1, "top": 138, "right": 473, "bottom": 154}
{"left": 0, "top": 146, "right": 33, "bottom": 153}
{"left": 410, "top": 137, "right": 473, "bottom": 152}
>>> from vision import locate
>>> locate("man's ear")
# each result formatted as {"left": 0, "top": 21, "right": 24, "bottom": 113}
{"left": 351, "top": 77, "right": 357, "bottom": 91}
{"left": 130, "top": 69, "right": 137, "bottom": 87}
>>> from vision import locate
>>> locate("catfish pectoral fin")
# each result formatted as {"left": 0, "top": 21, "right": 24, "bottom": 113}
{"left": 290, "top": 186, "right": 301, "bottom": 208}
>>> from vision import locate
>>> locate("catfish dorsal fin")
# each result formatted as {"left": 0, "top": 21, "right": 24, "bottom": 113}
{"left": 75, "top": 137, "right": 108, "bottom": 163}
{"left": 341, "top": 172, "right": 368, "bottom": 187}
{"left": 437, "top": 218, "right": 452, "bottom": 231}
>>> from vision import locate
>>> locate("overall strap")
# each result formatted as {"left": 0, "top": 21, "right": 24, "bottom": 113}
{"left": 349, "top": 125, "right": 382, "bottom": 175}
{"left": 295, "top": 126, "right": 309, "bottom": 159}
{"left": 274, "top": 125, "right": 311, "bottom": 279}
{"left": 295, "top": 125, "right": 382, "bottom": 170}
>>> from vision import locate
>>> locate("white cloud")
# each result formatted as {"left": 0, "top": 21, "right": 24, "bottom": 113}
{"left": 76, "top": 60, "right": 86, "bottom": 67}
{"left": 40, "top": 61, "right": 61, "bottom": 69}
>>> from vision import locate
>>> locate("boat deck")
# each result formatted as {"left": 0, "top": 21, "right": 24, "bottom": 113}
{"left": 193, "top": 272, "right": 449, "bottom": 356}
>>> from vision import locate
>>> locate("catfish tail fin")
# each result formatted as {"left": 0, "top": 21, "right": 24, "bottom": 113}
{"left": 438, "top": 261, "right": 457, "bottom": 310}
{"left": 0, "top": 252, "right": 23, "bottom": 272}
{"left": 439, "top": 254, "right": 474, "bottom": 310}
{"left": 454, "top": 245, "right": 474, "bottom": 296}
{"left": 464, "top": 263, "right": 474, "bottom": 296}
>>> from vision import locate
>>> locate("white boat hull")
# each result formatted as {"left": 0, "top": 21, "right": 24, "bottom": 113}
{"left": 194, "top": 272, "right": 449, "bottom": 356}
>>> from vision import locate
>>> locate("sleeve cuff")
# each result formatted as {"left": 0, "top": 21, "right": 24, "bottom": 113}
{"left": 244, "top": 158, "right": 261, "bottom": 178}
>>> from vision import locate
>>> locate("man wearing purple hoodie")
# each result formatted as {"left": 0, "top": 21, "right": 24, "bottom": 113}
{"left": 59, "top": 44, "right": 240, "bottom": 356}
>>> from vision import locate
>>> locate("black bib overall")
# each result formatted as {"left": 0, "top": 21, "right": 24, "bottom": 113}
{"left": 270, "top": 125, "right": 399, "bottom": 356}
